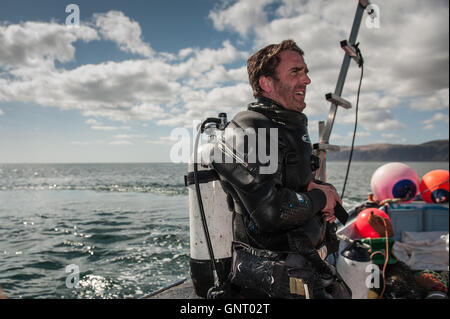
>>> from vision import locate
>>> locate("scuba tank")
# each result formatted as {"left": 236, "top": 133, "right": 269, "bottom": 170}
{"left": 186, "top": 113, "right": 233, "bottom": 298}
{"left": 336, "top": 240, "right": 372, "bottom": 299}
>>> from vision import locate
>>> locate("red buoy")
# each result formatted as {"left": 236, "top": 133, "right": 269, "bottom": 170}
{"left": 355, "top": 208, "right": 391, "bottom": 238}
{"left": 419, "top": 170, "right": 449, "bottom": 203}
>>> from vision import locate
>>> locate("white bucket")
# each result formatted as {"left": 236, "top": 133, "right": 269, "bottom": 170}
{"left": 336, "top": 256, "right": 373, "bottom": 299}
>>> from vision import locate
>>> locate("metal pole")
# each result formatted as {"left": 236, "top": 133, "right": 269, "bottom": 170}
{"left": 321, "top": 2, "right": 365, "bottom": 144}
{"left": 316, "top": 1, "right": 366, "bottom": 182}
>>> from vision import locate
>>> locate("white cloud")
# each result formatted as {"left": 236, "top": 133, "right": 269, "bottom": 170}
{"left": 410, "top": 89, "right": 449, "bottom": 111}
{"left": 0, "top": 17, "right": 172, "bottom": 125}
{"left": 145, "top": 136, "right": 179, "bottom": 145}
{"left": 109, "top": 140, "right": 133, "bottom": 145}
{"left": 91, "top": 125, "right": 130, "bottom": 131}
{"left": 174, "top": 41, "right": 248, "bottom": 78}
{"left": 337, "top": 106, "right": 404, "bottom": 132}
{"left": 85, "top": 119, "right": 100, "bottom": 126}
{"left": 429, "top": 113, "right": 449, "bottom": 123}
{"left": 115, "top": 134, "right": 146, "bottom": 139}
{"left": 421, "top": 112, "right": 449, "bottom": 130}
{"left": 209, "top": 0, "right": 276, "bottom": 37}
{"left": 381, "top": 133, "right": 398, "bottom": 139}
{"left": 0, "top": 58, "right": 178, "bottom": 121}
{"left": 1, "top": 1, "right": 448, "bottom": 143}
{"left": 330, "top": 130, "right": 372, "bottom": 144}
{"left": 185, "top": 65, "right": 248, "bottom": 89}
{"left": 355, "top": 131, "right": 371, "bottom": 138}
{"left": 423, "top": 123, "right": 435, "bottom": 131}
{"left": 242, "top": 0, "right": 448, "bottom": 97}
{"left": 354, "top": 0, "right": 448, "bottom": 98}
{"left": 0, "top": 108, "right": 3, "bottom": 116}
{"left": 94, "top": 11, "right": 153, "bottom": 57}
{"left": 0, "top": 21, "right": 98, "bottom": 69}
{"left": 178, "top": 47, "right": 194, "bottom": 59}
{"left": 85, "top": 119, "right": 131, "bottom": 131}
{"left": 208, "top": 0, "right": 448, "bottom": 130}
{"left": 370, "top": 119, "right": 405, "bottom": 132}
{"left": 0, "top": 22, "right": 250, "bottom": 126}
{"left": 157, "top": 83, "right": 253, "bottom": 127}
{"left": 70, "top": 140, "right": 105, "bottom": 145}
{"left": 332, "top": 91, "right": 405, "bottom": 133}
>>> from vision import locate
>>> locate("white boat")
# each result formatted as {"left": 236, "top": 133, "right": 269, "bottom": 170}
{"left": 144, "top": 192, "right": 448, "bottom": 299}
{"left": 334, "top": 199, "right": 449, "bottom": 299}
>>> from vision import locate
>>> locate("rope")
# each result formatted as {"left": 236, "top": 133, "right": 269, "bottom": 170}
{"left": 378, "top": 218, "right": 390, "bottom": 299}
{"left": 376, "top": 178, "right": 449, "bottom": 206}
{"left": 415, "top": 179, "right": 449, "bottom": 199}
{"left": 367, "top": 218, "right": 390, "bottom": 299}
{"left": 379, "top": 197, "right": 404, "bottom": 206}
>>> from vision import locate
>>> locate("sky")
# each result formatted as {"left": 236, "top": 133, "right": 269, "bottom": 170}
{"left": 0, "top": 0, "right": 448, "bottom": 163}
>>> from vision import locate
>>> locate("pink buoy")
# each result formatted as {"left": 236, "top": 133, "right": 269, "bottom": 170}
{"left": 370, "top": 162, "right": 419, "bottom": 203}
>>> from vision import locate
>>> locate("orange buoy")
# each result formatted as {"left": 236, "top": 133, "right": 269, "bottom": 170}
{"left": 355, "top": 208, "right": 391, "bottom": 238}
{"left": 419, "top": 170, "right": 449, "bottom": 203}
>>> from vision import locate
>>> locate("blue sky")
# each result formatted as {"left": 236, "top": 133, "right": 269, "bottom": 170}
{"left": 0, "top": 0, "right": 448, "bottom": 163}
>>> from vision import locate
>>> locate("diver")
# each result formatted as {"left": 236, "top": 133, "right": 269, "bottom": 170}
{"left": 210, "top": 40, "right": 348, "bottom": 299}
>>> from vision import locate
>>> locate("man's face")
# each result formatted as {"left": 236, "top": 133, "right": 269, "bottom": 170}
{"left": 263, "top": 50, "right": 311, "bottom": 113}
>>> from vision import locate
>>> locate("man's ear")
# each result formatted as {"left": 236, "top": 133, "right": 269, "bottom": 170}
{"left": 259, "top": 76, "right": 273, "bottom": 94}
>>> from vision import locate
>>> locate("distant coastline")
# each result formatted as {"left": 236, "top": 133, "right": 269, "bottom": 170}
{"left": 326, "top": 139, "right": 449, "bottom": 162}
{"left": 0, "top": 140, "right": 448, "bottom": 164}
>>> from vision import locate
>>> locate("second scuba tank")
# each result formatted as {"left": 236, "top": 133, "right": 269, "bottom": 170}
{"left": 187, "top": 117, "right": 233, "bottom": 298}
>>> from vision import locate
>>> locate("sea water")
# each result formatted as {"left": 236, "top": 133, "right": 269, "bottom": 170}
{"left": 0, "top": 161, "right": 448, "bottom": 298}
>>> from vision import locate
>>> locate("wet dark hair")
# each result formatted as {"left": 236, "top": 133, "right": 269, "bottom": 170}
{"left": 247, "top": 39, "right": 304, "bottom": 97}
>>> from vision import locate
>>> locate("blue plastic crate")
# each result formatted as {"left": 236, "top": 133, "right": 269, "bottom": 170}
{"left": 386, "top": 203, "right": 449, "bottom": 241}
{"left": 387, "top": 206, "right": 423, "bottom": 241}
{"left": 423, "top": 205, "right": 449, "bottom": 232}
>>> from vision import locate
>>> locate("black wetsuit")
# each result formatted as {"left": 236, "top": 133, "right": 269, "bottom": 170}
{"left": 212, "top": 96, "right": 333, "bottom": 277}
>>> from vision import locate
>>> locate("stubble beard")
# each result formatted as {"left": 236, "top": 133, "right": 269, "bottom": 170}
{"left": 273, "top": 80, "right": 305, "bottom": 113}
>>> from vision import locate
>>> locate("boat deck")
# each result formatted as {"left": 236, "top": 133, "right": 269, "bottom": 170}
{"left": 146, "top": 279, "right": 201, "bottom": 299}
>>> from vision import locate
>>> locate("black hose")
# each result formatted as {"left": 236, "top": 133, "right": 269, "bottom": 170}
{"left": 193, "top": 120, "right": 220, "bottom": 286}
{"left": 341, "top": 51, "right": 364, "bottom": 200}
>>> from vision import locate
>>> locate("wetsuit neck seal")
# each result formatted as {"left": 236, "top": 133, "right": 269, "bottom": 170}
{"left": 248, "top": 95, "right": 308, "bottom": 129}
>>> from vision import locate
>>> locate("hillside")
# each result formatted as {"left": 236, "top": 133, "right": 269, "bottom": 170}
{"left": 326, "top": 140, "right": 449, "bottom": 161}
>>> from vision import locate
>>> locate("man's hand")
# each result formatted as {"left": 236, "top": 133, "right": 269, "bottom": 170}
{"left": 308, "top": 180, "right": 342, "bottom": 223}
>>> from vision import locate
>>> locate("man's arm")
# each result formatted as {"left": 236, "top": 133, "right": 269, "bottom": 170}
{"left": 211, "top": 128, "right": 327, "bottom": 233}
{"left": 307, "top": 180, "right": 342, "bottom": 223}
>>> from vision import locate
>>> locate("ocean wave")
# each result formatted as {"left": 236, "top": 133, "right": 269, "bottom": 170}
{"left": 0, "top": 182, "right": 188, "bottom": 195}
